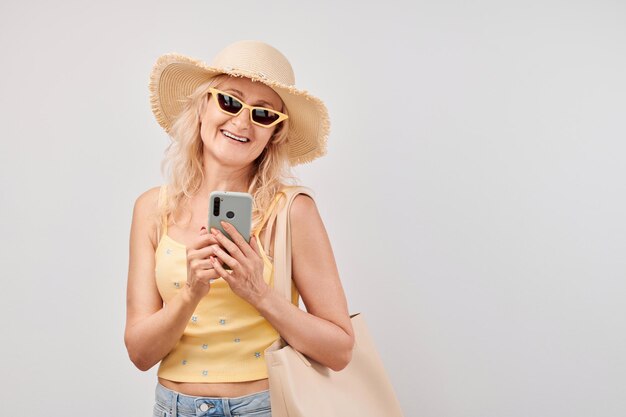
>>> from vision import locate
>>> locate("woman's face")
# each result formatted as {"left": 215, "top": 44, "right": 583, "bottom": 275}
{"left": 199, "top": 76, "right": 284, "bottom": 168}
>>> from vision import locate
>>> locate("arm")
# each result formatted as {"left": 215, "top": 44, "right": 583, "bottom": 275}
{"left": 123, "top": 188, "right": 204, "bottom": 371}
{"left": 254, "top": 194, "right": 355, "bottom": 371}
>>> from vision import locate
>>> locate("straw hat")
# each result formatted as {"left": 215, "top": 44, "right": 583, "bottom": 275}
{"left": 149, "top": 40, "right": 330, "bottom": 166}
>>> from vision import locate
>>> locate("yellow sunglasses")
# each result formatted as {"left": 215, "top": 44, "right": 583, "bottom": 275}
{"left": 208, "top": 87, "right": 288, "bottom": 128}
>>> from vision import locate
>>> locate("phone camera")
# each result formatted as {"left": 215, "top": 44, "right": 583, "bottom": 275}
{"left": 213, "top": 197, "right": 220, "bottom": 216}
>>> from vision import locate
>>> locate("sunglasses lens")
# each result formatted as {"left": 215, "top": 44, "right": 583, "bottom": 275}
{"left": 252, "top": 109, "right": 280, "bottom": 126}
{"left": 213, "top": 90, "right": 283, "bottom": 126}
{"left": 217, "top": 93, "right": 242, "bottom": 114}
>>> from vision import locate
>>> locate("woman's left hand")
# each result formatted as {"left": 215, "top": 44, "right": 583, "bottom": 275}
{"left": 209, "top": 221, "right": 270, "bottom": 306}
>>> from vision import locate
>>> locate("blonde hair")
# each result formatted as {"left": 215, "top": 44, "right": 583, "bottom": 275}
{"left": 156, "top": 74, "right": 299, "bottom": 238}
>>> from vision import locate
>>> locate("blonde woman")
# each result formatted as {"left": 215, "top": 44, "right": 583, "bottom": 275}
{"left": 124, "top": 40, "right": 354, "bottom": 417}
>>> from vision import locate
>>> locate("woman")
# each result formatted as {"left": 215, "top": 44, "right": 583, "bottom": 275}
{"left": 124, "top": 40, "right": 355, "bottom": 417}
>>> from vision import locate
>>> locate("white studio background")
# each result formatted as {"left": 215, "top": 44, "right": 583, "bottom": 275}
{"left": 1, "top": 0, "right": 624, "bottom": 416}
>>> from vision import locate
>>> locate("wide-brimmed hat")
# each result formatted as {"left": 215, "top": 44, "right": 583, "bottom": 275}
{"left": 149, "top": 40, "right": 330, "bottom": 166}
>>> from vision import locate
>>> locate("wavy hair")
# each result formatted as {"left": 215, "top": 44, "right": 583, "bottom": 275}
{"left": 155, "top": 73, "right": 299, "bottom": 240}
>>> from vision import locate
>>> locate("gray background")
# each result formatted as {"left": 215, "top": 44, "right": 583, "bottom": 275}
{"left": 1, "top": 0, "right": 624, "bottom": 416}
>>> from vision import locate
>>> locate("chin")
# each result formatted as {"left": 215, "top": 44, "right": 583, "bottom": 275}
{"left": 215, "top": 153, "right": 255, "bottom": 167}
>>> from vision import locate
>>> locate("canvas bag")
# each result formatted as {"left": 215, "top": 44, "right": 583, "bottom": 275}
{"left": 263, "top": 186, "right": 405, "bottom": 417}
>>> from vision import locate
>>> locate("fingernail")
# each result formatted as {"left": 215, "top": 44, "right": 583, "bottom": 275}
{"left": 211, "top": 228, "right": 218, "bottom": 235}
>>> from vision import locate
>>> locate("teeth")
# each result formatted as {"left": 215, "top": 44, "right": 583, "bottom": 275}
{"left": 222, "top": 130, "right": 249, "bottom": 142}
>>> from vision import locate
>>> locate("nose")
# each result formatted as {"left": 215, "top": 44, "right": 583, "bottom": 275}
{"left": 230, "top": 107, "right": 251, "bottom": 130}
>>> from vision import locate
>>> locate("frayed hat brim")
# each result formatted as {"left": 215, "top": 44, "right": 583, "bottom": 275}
{"left": 149, "top": 51, "right": 329, "bottom": 166}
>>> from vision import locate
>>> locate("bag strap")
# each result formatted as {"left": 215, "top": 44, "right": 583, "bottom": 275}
{"left": 273, "top": 185, "right": 316, "bottom": 302}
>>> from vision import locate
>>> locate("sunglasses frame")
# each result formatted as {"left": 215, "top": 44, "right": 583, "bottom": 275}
{"left": 208, "top": 87, "right": 288, "bottom": 128}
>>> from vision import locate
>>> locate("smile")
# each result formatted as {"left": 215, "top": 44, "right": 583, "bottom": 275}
{"left": 221, "top": 130, "right": 250, "bottom": 143}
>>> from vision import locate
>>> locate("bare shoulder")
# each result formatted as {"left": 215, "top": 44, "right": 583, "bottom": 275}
{"left": 135, "top": 185, "right": 161, "bottom": 207}
{"left": 289, "top": 192, "right": 322, "bottom": 240}
{"left": 290, "top": 192, "right": 317, "bottom": 218}
{"left": 132, "top": 185, "right": 162, "bottom": 250}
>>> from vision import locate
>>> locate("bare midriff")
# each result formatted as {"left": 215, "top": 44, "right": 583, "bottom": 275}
{"left": 158, "top": 377, "right": 269, "bottom": 397}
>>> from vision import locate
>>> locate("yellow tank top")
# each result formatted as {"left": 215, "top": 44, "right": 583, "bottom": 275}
{"left": 154, "top": 185, "right": 299, "bottom": 382}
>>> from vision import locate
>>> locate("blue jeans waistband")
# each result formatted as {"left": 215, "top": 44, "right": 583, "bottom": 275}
{"left": 154, "top": 382, "right": 271, "bottom": 417}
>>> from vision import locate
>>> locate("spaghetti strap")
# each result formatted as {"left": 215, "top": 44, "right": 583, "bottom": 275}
{"left": 158, "top": 184, "right": 168, "bottom": 239}
{"left": 254, "top": 190, "right": 287, "bottom": 256}
{"left": 254, "top": 192, "right": 284, "bottom": 234}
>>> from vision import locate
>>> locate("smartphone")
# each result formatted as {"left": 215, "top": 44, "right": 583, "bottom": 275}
{"left": 208, "top": 191, "right": 253, "bottom": 270}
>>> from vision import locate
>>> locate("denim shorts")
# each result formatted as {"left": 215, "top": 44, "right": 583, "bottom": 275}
{"left": 153, "top": 382, "right": 271, "bottom": 417}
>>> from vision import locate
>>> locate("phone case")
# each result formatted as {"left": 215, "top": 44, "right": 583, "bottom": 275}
{"left": 208, "top": 191, "right": 253, "bottom": 244}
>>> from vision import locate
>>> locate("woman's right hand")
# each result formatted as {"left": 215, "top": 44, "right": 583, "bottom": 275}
{"left": 185, "top": 226, "right": 222, "bottom": 301}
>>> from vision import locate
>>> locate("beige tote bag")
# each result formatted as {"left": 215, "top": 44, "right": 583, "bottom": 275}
{"left": 263, "top": 186, "right": 405, "bottom": 417}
